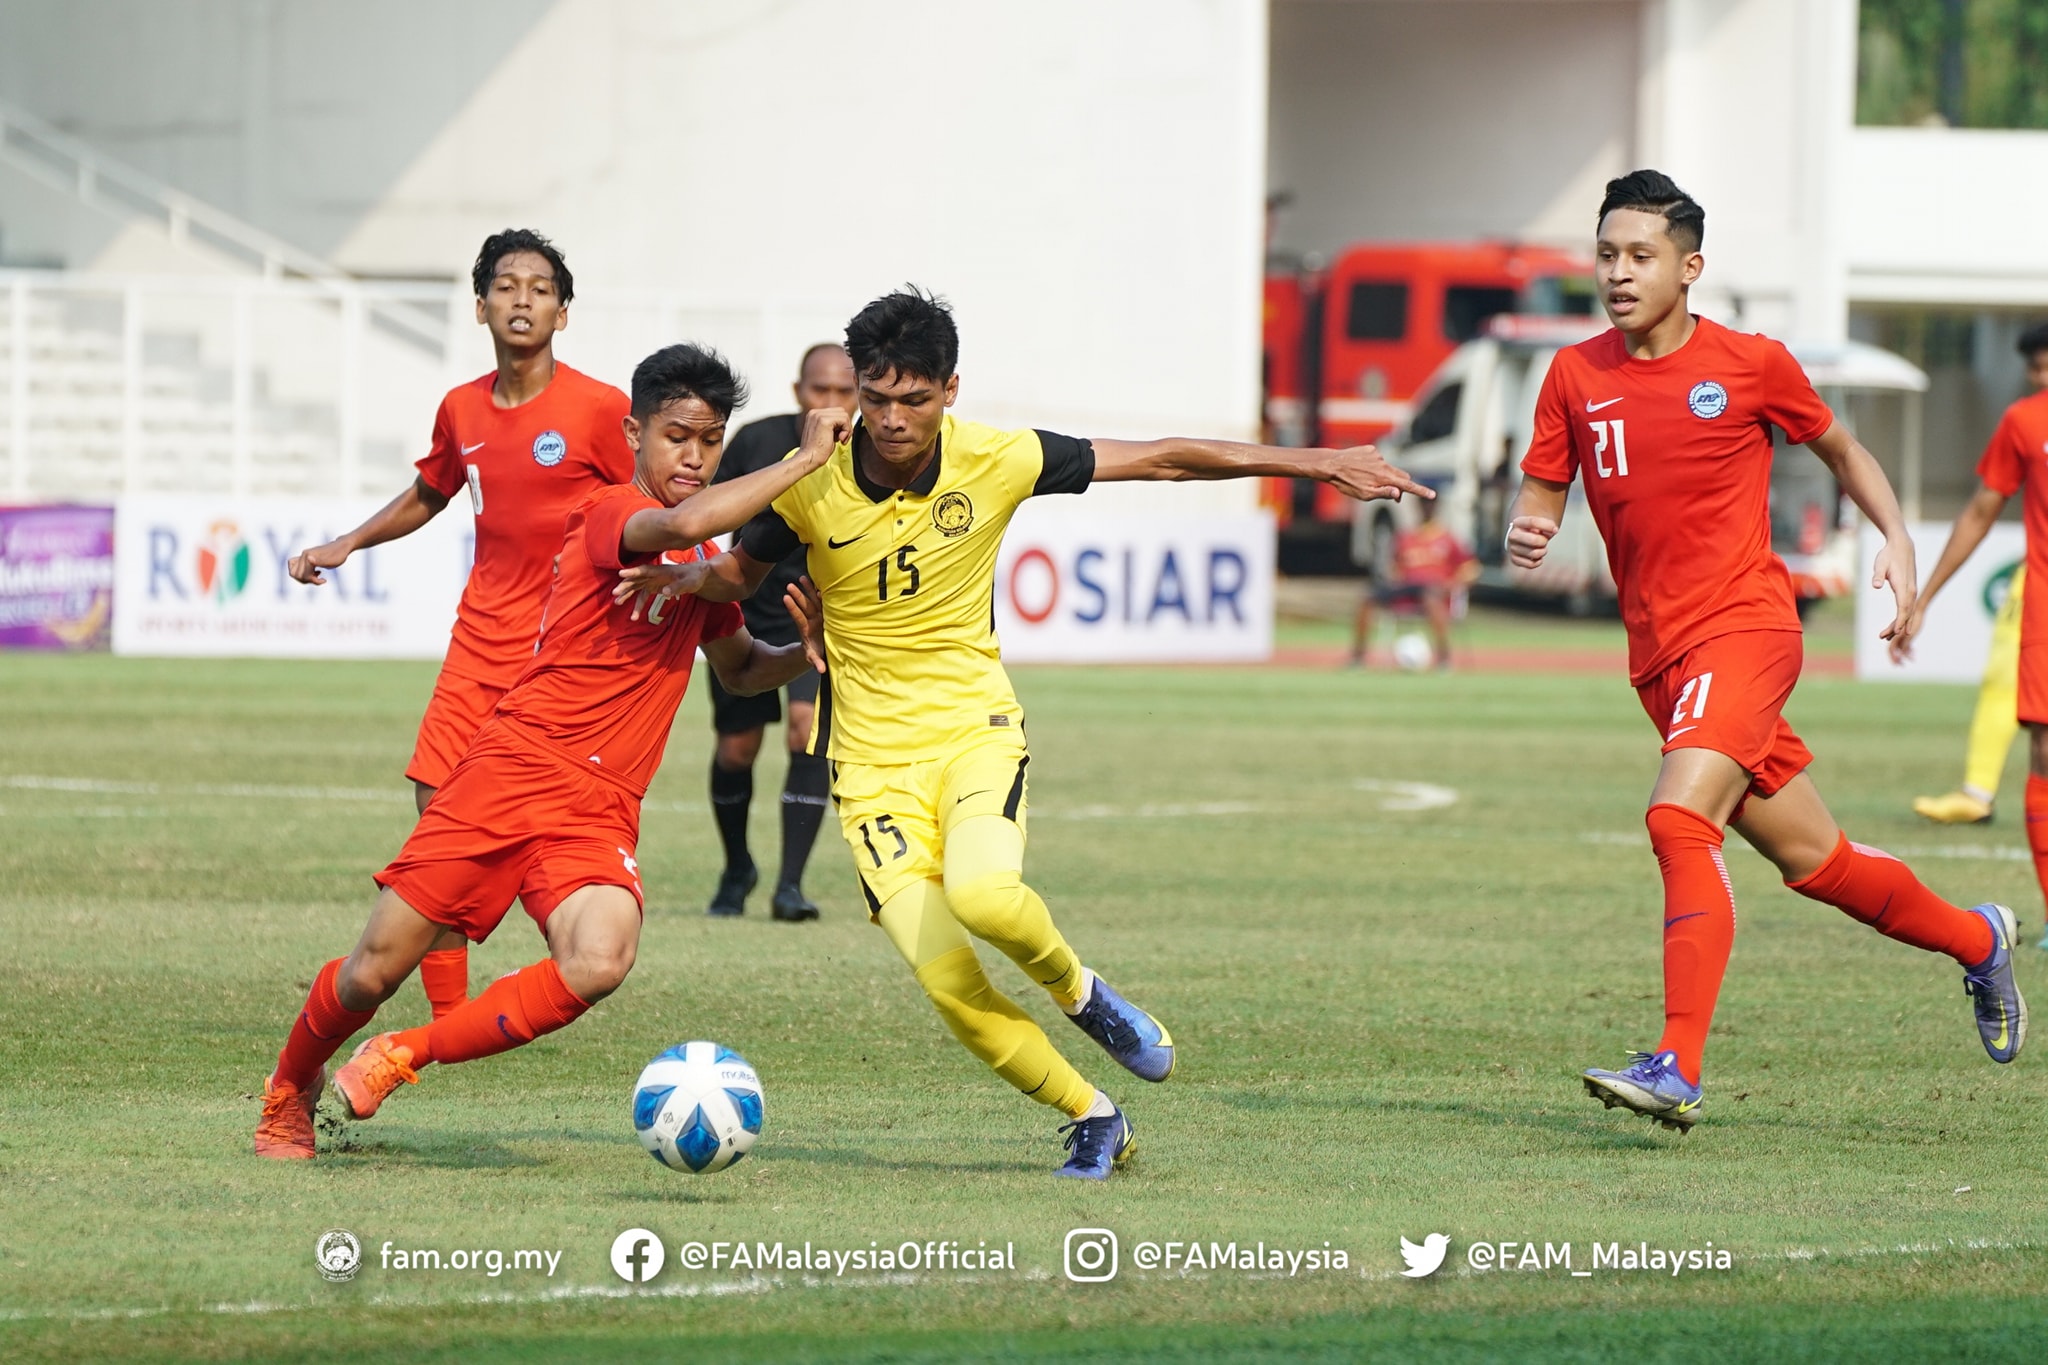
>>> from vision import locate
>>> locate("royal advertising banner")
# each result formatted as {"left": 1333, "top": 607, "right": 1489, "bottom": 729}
{"left": 1855, "top": 522, "right": 2026, "bottom": 683}
{"left": 992, "top": 507, "right": 1275, "bottom": 663}
{"left": 111, "top": 497, "right": 1271, "bottom": 664}
{"left": 113, "top": 496, "right": 476, "bottom": 658}
{"left": 0, "top": 504, "right": 116, "bottom": 650}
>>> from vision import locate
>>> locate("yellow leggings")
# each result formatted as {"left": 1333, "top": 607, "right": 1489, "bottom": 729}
{"left": 874, "top": 815, "right": 1095, "bottom": 1120}
{"left": 1963, "top": 566, "right": 2025, "bottom": 798}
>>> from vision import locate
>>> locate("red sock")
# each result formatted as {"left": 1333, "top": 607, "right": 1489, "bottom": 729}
{"left": 418, "top": 948, "right": 471, "bottom": 1020}
{"left": 274, "top": 958, "right": 377, "bottom": 1091}
{"left": 391, "top": 959, "right": 591, "bottom": 1067}
{"left": 1788, "top": 833, "right": 1994, "bottom": 966}
{"left": 2026, "top": 776, "right": 2048, "bottom": 923}
{"left": 1646, "top": 803, "right": 1736, "bottom": 1086}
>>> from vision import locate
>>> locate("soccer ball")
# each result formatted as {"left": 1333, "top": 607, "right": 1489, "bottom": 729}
{"left": 1393, "top": 632, "right": 1435, "bottom": 671}
{"left": 631, "top": 1041, "right": 764, "bottom": 1173}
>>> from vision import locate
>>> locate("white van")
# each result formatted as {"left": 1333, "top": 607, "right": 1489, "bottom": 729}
{"left": 1359, "top": 316, "right": 1930, "bottom": 614}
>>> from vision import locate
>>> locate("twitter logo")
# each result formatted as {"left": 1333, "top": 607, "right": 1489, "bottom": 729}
{"left": 1399, "top": 1233, "right": 1450, "bottom": 1278}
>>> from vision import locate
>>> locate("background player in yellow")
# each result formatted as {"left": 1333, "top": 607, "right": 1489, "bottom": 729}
{"left": 1912, "top": 324, "right": 2048, "bottom": 827}
{"left": 1912, "top": 566, "right": 2023, "bottom": 826}
{"left": 621, "top": 288, "right": 1428, "bottom": 1179}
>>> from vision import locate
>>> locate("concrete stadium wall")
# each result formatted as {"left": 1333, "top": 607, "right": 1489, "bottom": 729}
{"left": 1266, "top": 0, "right": 1639, "bottom": 256}
{"left": 1, "top": 0, "right": 1272, "bottom": 514}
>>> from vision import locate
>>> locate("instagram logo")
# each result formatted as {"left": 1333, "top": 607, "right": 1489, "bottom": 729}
{"left": 1064, "top": 1228, "right": 1119, "bottom": 1282}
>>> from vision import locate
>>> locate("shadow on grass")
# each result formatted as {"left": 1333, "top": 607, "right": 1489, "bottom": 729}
{"left": 767, "top": 1143, "right": 1044, "bottom": 1175}
{"left": 317, "top": 1133, "right": 550, "bottom": 1170}
{"left": 1215, "top": 1089, "right": 1673, "bottom": 1151}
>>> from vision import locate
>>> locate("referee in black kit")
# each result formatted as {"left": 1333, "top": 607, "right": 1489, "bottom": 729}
{"left": 704, "top": 343, "right": 858, "bottom": 921}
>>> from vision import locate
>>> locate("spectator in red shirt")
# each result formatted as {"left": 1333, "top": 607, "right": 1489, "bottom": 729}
{"left": 1350, "top": 497, "right": 1478, "bottom": 669}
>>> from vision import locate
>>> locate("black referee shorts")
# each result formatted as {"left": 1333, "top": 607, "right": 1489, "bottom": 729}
{"left": 709, "top": 666, "right": 821, "bottom": 736}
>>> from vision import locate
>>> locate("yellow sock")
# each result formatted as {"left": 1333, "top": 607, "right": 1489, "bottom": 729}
{"left": 942, "top": 815, "right": 1084, "bottom": 1008}
{"left": 878, "top": 879, "right": 1095, "bottom": 1119}
{"left": 1964, "top": 567, "right": 2025, "bottom": 799}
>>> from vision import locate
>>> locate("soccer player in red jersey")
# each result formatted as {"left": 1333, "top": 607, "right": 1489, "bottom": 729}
{"left": 1507, "top": 170, "right": 2024, "bottom": 1130}
{"left": 254, "top": 345, "right": 840, "bottom": 1160}
{"left": 287, "top": 229, "right": 634, "bottom": 1022}
{"left": 1902, "top": 323, "right": 2048, "bottom": 942}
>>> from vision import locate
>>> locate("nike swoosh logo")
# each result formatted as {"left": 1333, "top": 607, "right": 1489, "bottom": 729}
{"left": 462, "top": 442, "right": 486, "bottom": 455}
{"left": 1664, "top": 912, "right": 1706, "bottom": 928}
{"left": 827, "top": 533, "right": 866, "bottom": 549}
{"left": 1585, "top": 397, "right": 1624, "bottom": 413}
{"left": 954, "top": 789, "right": 993, "bottom": 807}
{"left": 1666, "top": 725, "right": 1699, "bottom": 739}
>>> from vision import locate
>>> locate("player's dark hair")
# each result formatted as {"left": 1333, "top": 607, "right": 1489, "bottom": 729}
{"left": 631, "top": 343, "right": 748, "bottom": 420}
{"left": 845, "top": 287, "right": 959, "bottom": 384}
{"left": 2019, "top": 322, "right": 2048, "bottom": 361}
{"left": 472, "top": 228, "right": 574, "bottom": 303}
{"left": 1597, "top": 170, "right": 1705, "bottom": 255}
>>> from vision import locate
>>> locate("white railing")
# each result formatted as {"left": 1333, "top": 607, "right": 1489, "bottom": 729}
{"left": 0, "top": 97, "right": 447, "bottom": 356}
{"left": 1, "top": 98, "right": 346, "bottom": 285}
{"left": 0, "top": 269, "right": 857, "bottom": 502}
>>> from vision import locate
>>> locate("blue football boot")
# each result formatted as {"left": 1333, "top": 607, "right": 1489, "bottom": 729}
{"left": 1054, "top": 1104, "right": 1135, "bottom": 1180}
{"left": 1964, "top": 903, "right": 2027, "bottom": 1064}
{"left": 1068, "top": 972, "right": 1175, "bottom": 1082}
{"left": 1581, "top": 1050, "right": 1703, "bottom": 1132}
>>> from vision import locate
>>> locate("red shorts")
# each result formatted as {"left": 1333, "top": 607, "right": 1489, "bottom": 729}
{"left": 405, "top": 670, "right": 509, "bottom": 790}
{"left": 2020, "top": 643, "right": 2048, "bottom": 727}
{"left": 1635, "top": 630, "right": 1812, "bottom": 799}
{"left": 377, "top": 718, "right": 644, "bottom": 943}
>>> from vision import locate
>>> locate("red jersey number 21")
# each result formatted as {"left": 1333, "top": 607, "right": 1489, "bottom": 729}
{"left": 1589, "top": 420, "right": 1629, "bottom": 478}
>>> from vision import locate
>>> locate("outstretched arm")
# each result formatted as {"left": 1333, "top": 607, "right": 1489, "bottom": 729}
{"left": 613, "top": 545, "right": 776, "bottom": 614}
{"left": 698, "top": 582, "right": 825, "bottom": 693}
{"left": 620, "top": 407, "right": 849, "bottom": 556}
{"left": 288, "top": 477, "right": 449, "bottom": 584}
{"left": 699, "top": 626, "right": 811, "bottom": 697}
{"left": 1089, "top": 437, "right": 1432, "bottom": 502}
{"left": 1806, "top": 421, "right": 1917, "bottom": 648}
{"left": 1889, "top": 481, "right": 2008, "bottom": 662}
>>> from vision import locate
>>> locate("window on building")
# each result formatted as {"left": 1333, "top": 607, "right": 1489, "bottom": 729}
{"left": 1345, "top": 282, "right": 1408, "bottom": 341}
{"left": 1410, "top": 382, "right": 1462, "bottom": 444}
{"left": 1442, "top": 286, "right": 1518, "bottom": 342}
{"left": 1859, "top": 0, "right": 2048, "bottom": 129}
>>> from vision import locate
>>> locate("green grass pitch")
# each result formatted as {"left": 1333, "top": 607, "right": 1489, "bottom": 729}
{"left": 4, "top": 643, "right": 2048, "bottom": 1361}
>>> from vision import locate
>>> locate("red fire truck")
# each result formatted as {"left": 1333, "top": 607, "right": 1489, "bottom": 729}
{"left": 1263, "top": 241, "right": 1593, "bottom": 570}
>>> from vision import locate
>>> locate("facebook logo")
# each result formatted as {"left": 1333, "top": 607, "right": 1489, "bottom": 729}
{"left": 609, "top": 1228, "right": 666, "bottom": 1283}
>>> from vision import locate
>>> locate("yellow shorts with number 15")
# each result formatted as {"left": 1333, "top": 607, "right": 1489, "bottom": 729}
{"left": 831, "top": 732, "right": 1030, "bottom": 913}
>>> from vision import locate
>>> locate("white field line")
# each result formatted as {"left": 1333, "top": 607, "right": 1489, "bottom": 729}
{"left": 0, "top": 774, "right": 1461, "bottom": 822}
{"left": 1352, "top": 779, "right": 1459, "bottom": 812}
{"left": 1, "top": 774, "right": 412, "bottom": 805}
{"left": 0, "top": 1236, "right": 2032, "bottom": 1326}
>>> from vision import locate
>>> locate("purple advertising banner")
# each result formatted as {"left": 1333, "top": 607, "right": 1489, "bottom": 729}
{"left": 0, "top": 504, "right": 115, "bottom": 650}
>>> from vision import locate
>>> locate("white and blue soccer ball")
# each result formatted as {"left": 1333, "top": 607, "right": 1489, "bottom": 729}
{"left": 631, "top": 1041, "right": 764, "bottom": 1173}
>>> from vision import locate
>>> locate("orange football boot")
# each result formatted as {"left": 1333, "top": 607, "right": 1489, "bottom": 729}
{"left": 254, "top": 1071, "right": 324, "bottom": 1160}
{"left": 331, "top": 1033, "right": 419, "bottom": 1120}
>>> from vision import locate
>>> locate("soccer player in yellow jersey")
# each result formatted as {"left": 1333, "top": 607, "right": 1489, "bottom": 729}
{"left": 625, "top": 289, "right": 1426, "bottom": 1178}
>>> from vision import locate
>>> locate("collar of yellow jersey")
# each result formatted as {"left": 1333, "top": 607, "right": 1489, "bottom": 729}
{"left": 848, "top": 417, "right": 944, "bottom": 503}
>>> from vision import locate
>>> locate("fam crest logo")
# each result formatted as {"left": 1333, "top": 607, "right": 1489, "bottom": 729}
{"left": 932, "top": 491, "right": 974, "bottom": 538}
{"left": 195, "top": 520, "right": 252, "bottom": 604}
